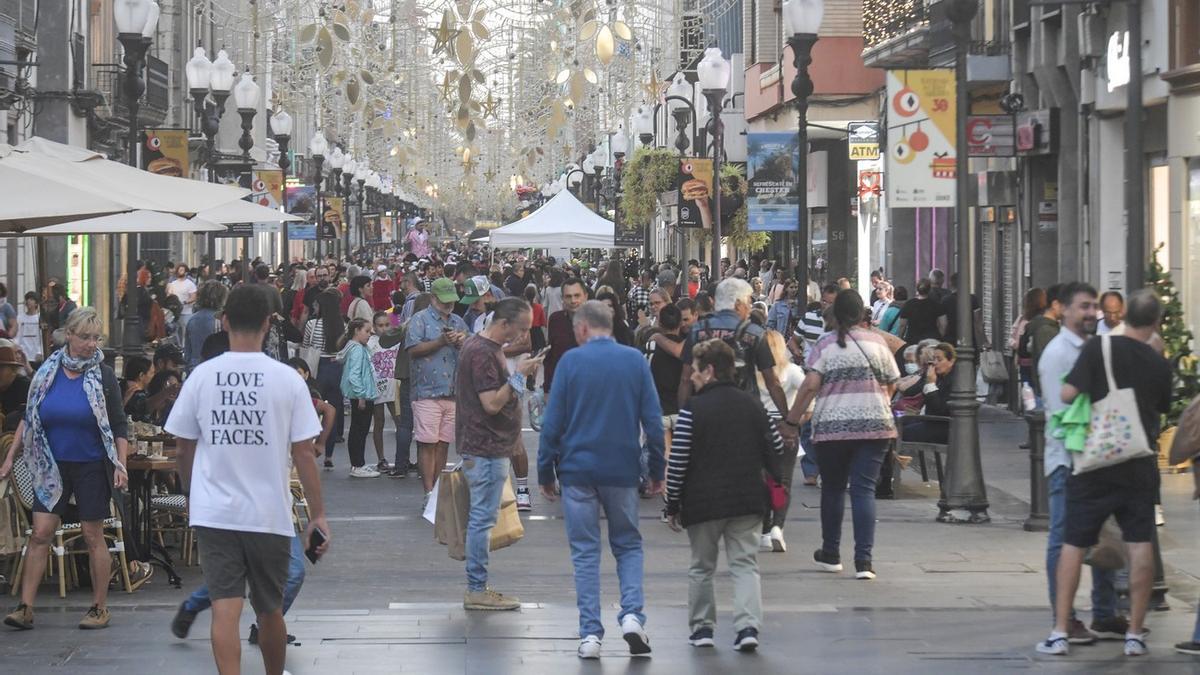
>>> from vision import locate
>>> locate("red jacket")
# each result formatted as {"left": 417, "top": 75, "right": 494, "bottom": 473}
{"left": 372, "top": 278, "right": 395, "bottom": 310}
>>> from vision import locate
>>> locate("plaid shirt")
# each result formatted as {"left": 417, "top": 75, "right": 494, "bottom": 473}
{"left": 628, "top": 284, "right": 652, "bottom": 315}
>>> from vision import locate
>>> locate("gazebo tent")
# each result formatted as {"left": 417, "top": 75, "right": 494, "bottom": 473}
{"left": 489, "top": 189, "right": 614, "bottom": 249}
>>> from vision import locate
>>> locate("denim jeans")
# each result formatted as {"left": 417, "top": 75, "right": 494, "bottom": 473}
{"left": 561, "top": 485, "right": 646, "bottom": 639}
{"left": 183, "top": 536, "right": 306, "bottom": 615}
{"left": 464, "top": 455, "right": 511, "bottom": 592}
{"left": 1046, "top": 465, "right": 1116, "bottom": 622}
{"left": 317, "top": 357, "right": 344, "bottom": 459}
{"left": 798, "top": 421, "right": 818, "bottom": 479}
{"left": 394, "top": 378, "right": 414, "bottom": 468}
{"left": 814, "top": 439, "right": 888, "bottom": 562}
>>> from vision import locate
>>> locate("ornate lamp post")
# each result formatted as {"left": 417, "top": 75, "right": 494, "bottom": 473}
{"left": 270, "top": 108, "right": 292, "bottom": 265}
{"left": 232, "top": 71, "right": 259, "bottom": 163}
{"left": 354, "top": 159, "right": 369, "bottom": 255}
{"left": 342, "top": 156, "right": 357, "bottom": 259}
{"left": 633, "top": 105, "right": 654, "bottom": 147}
{"left": 114, "top": 0, "right": 159, "bottom": 356}
{"left": 940, "top": 0, "right": 990, "bottom": 524}
{"left": 308, "top": 130, "right": 327, "bottom": 259}
{"left": 666, "top": 73, "right": 694, "bottom": 155}
{"left": 784, "top": 0, "right": 823, "bottom": 300}
{"left": 697, "top": 48, "right": 730, "bottom": 278}
{"left": 327, "top": 146, "right": 345, "bottom": 196}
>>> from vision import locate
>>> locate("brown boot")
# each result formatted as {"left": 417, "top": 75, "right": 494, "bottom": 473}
{"left": 3, "top": 603, "right": 33, "bottom": 630}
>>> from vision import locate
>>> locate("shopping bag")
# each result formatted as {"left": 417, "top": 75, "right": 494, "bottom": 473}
{"left": 1074, "top": 336, "right": 1155, "bottom": 474}
{"left": 979, "top": 349, "right": 1009, "bottom": 383}
{"left": 490, "top": 477, "right": 525, "bottom": 551}
{"left": 1169, "top": 394, "right": 1200, "bottom": 465}
{"left": 1083, "top": 516, "right": 1127, "bottom": 571}
{"left": 433, "top": 469, "right": 471, "bottom": 561}
{"left": 422, "top": 476, "right": 439, "bottom": 525}
{"left": 298, "top": 344, "right": 320, "bottom": 375}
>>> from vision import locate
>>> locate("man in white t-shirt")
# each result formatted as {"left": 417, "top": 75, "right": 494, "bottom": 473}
{"left": 166, "top": 284, "right": 328, "bottom": 675}
{"left": 167, "top": 264, "right": 198, "bottom": 339}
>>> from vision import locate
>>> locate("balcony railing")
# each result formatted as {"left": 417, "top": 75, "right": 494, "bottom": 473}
{"left": 863, "top": 0, "right": 928, "bottom": 50}
{"left": 88, "top": 54, "right": 169, "bottom": 126}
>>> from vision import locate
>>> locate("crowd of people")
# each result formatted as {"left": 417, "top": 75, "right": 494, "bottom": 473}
{"left": 0, "top": 223, "right": 1195, "bottom": 669}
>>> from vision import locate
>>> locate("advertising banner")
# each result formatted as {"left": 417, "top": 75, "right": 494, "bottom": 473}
{"left": 142, "top": 128, "right": 189, "bottom": 178}
{"left": 966, "top": 115, "right": 1015, "bottom": 157}
{"left": 747, "top": 132, "right": 800, "bottom": 232}
{"left": 614, "top": 205, "right": 644, "bottom": 248}
{"left": 250, "top": 169, "right": 285, "bottom": 234}
{"left": 320, "top": 197, "right": 343, "bottom": 240}
{"left": 677, "top": 157, "right": 714, "bottom": 229}
{"left": 381, "top": 215, "right": 395, "bottom": 243}
{"left": 363, "top": 212, "right": 382, "bottom": 243}
{"left": 885, "top": 70, "right": 956, "bottom": 207}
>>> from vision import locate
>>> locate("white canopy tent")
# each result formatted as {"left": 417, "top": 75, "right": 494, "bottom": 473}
{"left": 489, "top": 189, "right": 614, "bottom": 249}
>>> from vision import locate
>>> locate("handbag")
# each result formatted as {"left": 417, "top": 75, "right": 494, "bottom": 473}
{"left": 1168, "top": 394, "right": 1200, "bottom": 465}
{"left": 979, "top": 349, "right": 1009, "bottom": 383}
{"left": 1073, "top": 335, "right": 1155, "bottom": 475}
{"left": 764, "top": 474, "right": 788, "bottom": 511}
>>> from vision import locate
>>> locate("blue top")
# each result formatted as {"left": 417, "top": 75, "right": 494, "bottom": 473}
{"left": 40, "top": 372, "right": 105, "bottom": 463}
{"left": 404, "top": 306, "right": 469, "bottom": 400}
{"left": 186, "top": 308, "right": 219, "bottom": 369}
{"left": 538, "top": 336, "right": 665, "bottom": 488}
{"left": 340, "top": 341, "right": 376, "bottom": 400}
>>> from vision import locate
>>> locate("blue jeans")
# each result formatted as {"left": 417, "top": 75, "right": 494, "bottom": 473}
{"left": 561, "top": 485, "right": 646, "bottom": 639}
{"left": 464, "top": 455, "right": 511, "bottom": 592}
{"left": 814, "top": 439, "right": 888, "bottom": 562}
{"left": 1046, "top": 465, "right": 1116, "bottom": 621}
{"left": 798, "top": 422, "right": 818, "bottom": 479}
{"left": 184, "top": 536, "right": 306, "bottom": 615}
{"left": 394, "top": 379, "right": 414, "bottom": 468}
{"left": 317, "top": 357, "right": 345, "bottom": 459}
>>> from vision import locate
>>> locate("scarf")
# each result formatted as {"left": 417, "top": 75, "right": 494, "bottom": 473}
{"left": 23, "top": 347, "right": 120, "bottom": 510}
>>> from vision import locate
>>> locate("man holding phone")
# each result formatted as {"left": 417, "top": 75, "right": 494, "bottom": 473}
{"left": 166, "top": 285, "right": 330, "bottom": 675}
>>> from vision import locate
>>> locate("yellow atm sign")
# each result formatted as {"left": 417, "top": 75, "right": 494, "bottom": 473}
{"left": 848, "top": 121, "right": 881, "bottom": 160}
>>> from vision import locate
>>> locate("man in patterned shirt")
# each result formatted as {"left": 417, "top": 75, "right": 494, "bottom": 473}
{"left": 628, "top": 271, "right": 654, "bottom": 324}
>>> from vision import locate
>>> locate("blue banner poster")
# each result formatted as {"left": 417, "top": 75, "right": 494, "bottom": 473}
{"left": 747, "top": 132, "right": 800, "bottom": 232}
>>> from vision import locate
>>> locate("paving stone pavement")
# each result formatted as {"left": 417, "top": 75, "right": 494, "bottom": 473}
{"left": 3, "top": 407, "right": 1200, "bottom": 673}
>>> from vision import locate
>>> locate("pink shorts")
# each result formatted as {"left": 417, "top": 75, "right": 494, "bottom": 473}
{"left": 412, "top": 398, "right": 456, "bottom": 444}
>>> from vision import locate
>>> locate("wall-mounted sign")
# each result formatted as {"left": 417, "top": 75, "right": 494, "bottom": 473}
{"left": 847, "top": 121, "right": 880, "bottom": 160}
{"left": 1015, "top": 109, "right": 1057, "bottom": 156}
{"left": 677, "top": 157, "right": 714, "bottom": 229}
{"left": 747, "top": 132, "right": 799, "bottom": 232}
{"left": 966, "top": 115, "right": 1016, "bottom": 157}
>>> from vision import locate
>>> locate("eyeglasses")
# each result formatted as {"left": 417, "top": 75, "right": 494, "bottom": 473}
{"left": 71, "top": 333, "right": 103, "bottom": 343}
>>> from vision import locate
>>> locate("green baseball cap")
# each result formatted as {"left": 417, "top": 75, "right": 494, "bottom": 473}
{"left": 460, "top": 275, "right": 492, "bottom": 305}
{"left": 430, "top": 277, "right": 459, "bottom": 303}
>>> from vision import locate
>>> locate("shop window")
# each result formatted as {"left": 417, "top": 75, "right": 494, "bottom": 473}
{"left": 1151, "top": 163, "right": 1170, "bottom": 267}
{"left": 1186, "top": 158, "right": 1200, "bottom": 338}
{"left": 1171, "top": 0, "right": 1200, "bottom": 69}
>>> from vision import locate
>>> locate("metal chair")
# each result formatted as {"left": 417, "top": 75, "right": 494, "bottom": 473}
{"left": 149, "top": 493, "right": 193, "bottom": 565}
{"left": 8, "top": 454, "right": 133, "bottom": 597}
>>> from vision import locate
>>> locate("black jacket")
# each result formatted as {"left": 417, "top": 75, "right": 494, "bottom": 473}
{"left": 666, "top": 381, "right": 782, "bottom": 528}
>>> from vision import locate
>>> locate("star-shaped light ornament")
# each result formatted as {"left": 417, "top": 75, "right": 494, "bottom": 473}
{"left": 481, "top": 91, "right": 500, "bottom": 120}
{"left": 428, "top": 11, "right": 460, "bottom": 56}
{"left": 642, "top": 72, "right": 663, "bottom": 102}
{"left": 483, "top": 168, "right": 498, "bottom": 183}
{"left": 437, "top": 72, "right": 456, "bottom": 103}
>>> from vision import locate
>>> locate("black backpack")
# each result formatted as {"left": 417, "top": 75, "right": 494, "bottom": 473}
{"left": 692, "top": 317, "right": 757, "bottom": 393}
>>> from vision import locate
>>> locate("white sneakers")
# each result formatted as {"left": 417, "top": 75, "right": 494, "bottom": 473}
{"left": 578, "top": 635, "right": 601, "bottom": 659}
{"left": 516, "top": 489, "right": 532, "bottom": 512}
{"left": 621, "top": 615, "right": 652, "bottom": 657}
{"left": 349, "top": 466, "right": 381, "bottom": 478}
{"left": 759, "top": 534, "right": 773, "bottom": 552}
{"left": 768, "top": 526, "right": 786, "bottom": 552}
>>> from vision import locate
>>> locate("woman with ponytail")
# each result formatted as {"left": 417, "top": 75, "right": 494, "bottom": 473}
{"left": 338, "top": 317, "right": 377, "bottom": 478}
{"left": 781, "top": 290, "right": 900, "bottom": 581}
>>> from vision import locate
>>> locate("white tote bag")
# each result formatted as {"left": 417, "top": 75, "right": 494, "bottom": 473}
{"left": 1074, "top": 335, "right": 1155, "bottom": 475}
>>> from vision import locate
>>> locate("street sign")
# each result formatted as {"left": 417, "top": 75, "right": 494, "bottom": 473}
{"left": 966, "top": 115, "right": 1015, "bottom": 157}
{"left": 847, "top": 121, "right": 880, "bottom": 160}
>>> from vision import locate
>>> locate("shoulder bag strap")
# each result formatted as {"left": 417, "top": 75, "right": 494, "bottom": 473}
{"left": 848, "top": 332, "right": 884, "bottom": 383}
{"left": 1101, "top": 334, "right": 1118, "bottom": 393}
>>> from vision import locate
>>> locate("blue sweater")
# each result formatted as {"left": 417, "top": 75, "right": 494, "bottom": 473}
{"left": 537, "top": 336, "right": 665, "bottom": 488}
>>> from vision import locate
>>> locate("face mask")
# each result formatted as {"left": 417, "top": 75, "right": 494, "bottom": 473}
{"left": 905, "top": 363, "right": 920, "bottom": 375}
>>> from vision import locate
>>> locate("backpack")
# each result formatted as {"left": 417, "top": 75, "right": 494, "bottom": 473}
{"left": 1017, "top": 321, "right": 1035, "bottom": 360}
{"left": 692, "top": 317, "right": 757, "bottom": 393}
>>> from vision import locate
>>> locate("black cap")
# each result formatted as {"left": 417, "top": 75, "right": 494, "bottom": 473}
{"left": 154, "top": 343, "right": 184, "bottom": 365}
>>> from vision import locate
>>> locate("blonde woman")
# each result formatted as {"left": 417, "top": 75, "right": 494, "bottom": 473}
{"left": 756, "top": 330, "right": 808, "bottom": 553}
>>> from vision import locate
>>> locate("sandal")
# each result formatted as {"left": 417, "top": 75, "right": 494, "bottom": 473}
{"left": 377, "top": 460, "right": 392, "bottom": 472}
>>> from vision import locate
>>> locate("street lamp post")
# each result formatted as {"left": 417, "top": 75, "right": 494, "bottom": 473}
{"left": 309, "top": 130, "right": 327, "bottom": 260}
{"left": 784, "top": 0, "right": 822, "bottom": 301}
{"left": 354, "top": 162, "right": 367, "bottom": 257}
{"left": 188, "top": 47, "right": 234, "bottom": 266}
{"left": 697, "top": 48, "right": 730, "bottom": 279}
{"left": 114, "top": 0, "right": 159, "bottom": 356}
{"left": 270, "top": 109, "right": 292, "bottom": 266}
{"left": 633, "top": 105, "right": 654, "bottom": 147}
{"left": 941, "top": 0, "right": 990, "bottom": 524}
{"left": 342, "top": 157, "right": 357, "bottom": 261}
{"left": 233, "top": 71, "right": 259, "bottom": 163}
{"left": 667, "top": 74, "right": 694, "bottom": 155}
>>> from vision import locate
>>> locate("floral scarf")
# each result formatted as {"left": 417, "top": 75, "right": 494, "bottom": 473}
{"left": 22, "top": 347, "right": 120, "bottom": 510}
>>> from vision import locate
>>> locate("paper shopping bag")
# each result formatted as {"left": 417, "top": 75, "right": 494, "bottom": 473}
{"left": 433, "top": 469, "right": 471, "bottom": 561}
{"left": 489, "top": 477, "right": 525, "bottom": 552}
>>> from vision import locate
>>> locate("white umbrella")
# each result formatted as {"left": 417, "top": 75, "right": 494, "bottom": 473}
{"left": 17, "top": 210, "right": 228, "bottom": 235}
{"left": 0, "top": 137, "right": 250, "bottom": 231}
{"left": 197, "top": 198, "right": 304, "bottom": 224}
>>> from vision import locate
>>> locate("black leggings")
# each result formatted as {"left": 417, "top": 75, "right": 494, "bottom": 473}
{"left": 348, "top": 398, "right": 374, "bottom": 468}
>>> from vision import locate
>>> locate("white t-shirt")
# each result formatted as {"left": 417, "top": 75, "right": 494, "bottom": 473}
{"left": 165, "top": 351, "right": 321, "bottom": 537}
{"left": 759, "top": 362, "right": 807, "bottom": 414}
{"left": 167, "top": 277, "right": 198, "bottom": 313}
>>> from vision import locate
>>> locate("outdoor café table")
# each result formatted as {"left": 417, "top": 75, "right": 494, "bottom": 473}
{"left": 126, "top": 449, "right": 182, "bottom": 587}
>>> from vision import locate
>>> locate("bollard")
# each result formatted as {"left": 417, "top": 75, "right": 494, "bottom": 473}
{"left": 1023, "top": 410, "right": 1049, "bottom": 532}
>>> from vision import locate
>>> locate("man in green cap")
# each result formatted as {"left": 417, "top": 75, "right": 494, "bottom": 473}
{"left": 405, "top": 277, "right": 471, "bottom": 503}
{"left": 461, "top": 275, "right": 495, "bottom": 335}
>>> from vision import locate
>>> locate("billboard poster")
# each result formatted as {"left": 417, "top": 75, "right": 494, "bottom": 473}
{"left": 362, "top": 212, "right": 382, "bottom": 243}
{"left": 746, "top": 132, "right": 800, "bottom": 232}
{"left": 289, "top": 225, "right": 317, "bottom": 240}
{"left": 320, "top": 196, "right": 343, "bottom": 240}
{"left": 885, "top": 70, "right": 956, "bottom": 207}
{"left": 286, "top": 186, "right": 317, "bottom": 221}
{"left": 677, "top": 157, "right": 713, "bottom": 229}
{"left": 381, "top": 215, "right": 395, "bottom": 243}
{"left": 142, "top": 128, "right": 189, "bottom": 178}
{"left": 613, "top": 204, "right": 643, "bottom": 248}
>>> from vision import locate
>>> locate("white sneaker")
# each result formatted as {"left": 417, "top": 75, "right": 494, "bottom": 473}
{"left": 1155, "top": 505, "right": 1165, "bottom": 527}
{"left": 769, "top": 525, "right": 787, "bottom": 552}
{"left": 620, "top": 615, "right": 651, "bottom": 657}
{"left": 350, "top": 466, "right": 381, "bottom": 478}
{"left": 578, "top": 634, "right": 601, "bottom": 659}
{"left": 1036, "top": 632, "right": 1069, "bottom": 655}
{"left": 516, "top": 489, "right": 532, "bottom": 512}
{"left": 759, "top": 534, "right": 773, "bottom": 552}
{"left": 1124, "top": 633, "right": 1148, "bottom": 656}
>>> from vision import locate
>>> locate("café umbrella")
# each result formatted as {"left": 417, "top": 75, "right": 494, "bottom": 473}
{"left": 16, "top": 210, "right": 228, "bottom": 235}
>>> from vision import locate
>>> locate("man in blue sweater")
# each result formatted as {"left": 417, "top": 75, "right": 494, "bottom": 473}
{"left": 538, "top": 300, "right": 666, "bottom": 660}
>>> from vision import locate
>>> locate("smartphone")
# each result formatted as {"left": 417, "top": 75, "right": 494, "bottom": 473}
{"left": 305, "top": 528, "right": 328, "bottom": 564}
{"left": 533, "top": 346, "right": 551, "bottom": 359}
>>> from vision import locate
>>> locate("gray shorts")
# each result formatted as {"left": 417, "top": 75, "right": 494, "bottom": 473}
{"left": 195, "top": 527, "right": 291, "bottom": 615}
